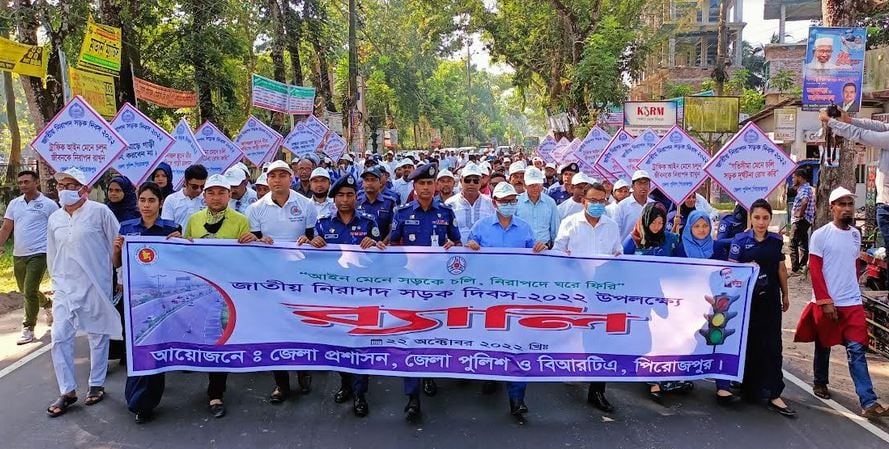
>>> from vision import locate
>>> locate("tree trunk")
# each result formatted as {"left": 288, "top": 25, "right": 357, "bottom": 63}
{"left": 303, "top": 0, "right": 336, "bottom": 112}
{"left": 99, "top": 0, "right": 136, "bottom": 107}
{"left": 814, "top": 0, "right": 866, "bottom": 228}
{"left": 1, "top": 2, "right": 21, "bottom": 179}
{"left": 283, "top": 0, "right": 303, "bottom": 86}
{"left": 267, "top": 0, "right": 287, "bottom": 132}
{"left": 189, "top": 0, "right": 216, "bottom": 123}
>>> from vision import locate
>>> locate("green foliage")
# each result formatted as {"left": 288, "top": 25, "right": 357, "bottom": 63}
{"left": 739, "top": 89, "right": 765, "bottom": 115}
{"left": 664, "top": 83, "right": 695, "bottom": 99}
{"left": 770, "top": 69, "right": 797, "bottom": 94}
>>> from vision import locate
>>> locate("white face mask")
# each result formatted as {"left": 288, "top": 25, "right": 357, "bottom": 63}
{"left": 59, "top": 189, "right": 83, "bottom": 206}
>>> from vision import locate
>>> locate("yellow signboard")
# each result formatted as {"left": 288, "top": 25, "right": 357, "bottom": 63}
{"left": 0, "top": 36, "right": 47, "bottom": 79}
{"left": 68, "top": 67, "right": 117, "bottom": 119}
{"left": 683, "top": 96, "right": 740, "bottom": 133}
{"left": 79, "top": 17, "right": 122, "bottom": 75}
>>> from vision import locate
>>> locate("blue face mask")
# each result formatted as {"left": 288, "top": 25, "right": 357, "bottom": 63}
{"left": 497, "top": 203, "right": 517, "bottom": 217}
{"left": 586, "top": 203, "right": 606, "bottom": 218}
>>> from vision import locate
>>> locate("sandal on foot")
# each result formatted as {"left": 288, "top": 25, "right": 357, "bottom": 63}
{"left": 84, "top": 386, "right": 105, "bottom": 406}
{"left": 269, "top": 387, "right": 289, "bottom": 404}
{"left": 47, "top": 395, "right": 77, "bottom": 417}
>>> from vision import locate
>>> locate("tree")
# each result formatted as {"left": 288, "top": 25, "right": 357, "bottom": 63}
{"left": 1, "top": 0, "right": 21, "bottom": 177}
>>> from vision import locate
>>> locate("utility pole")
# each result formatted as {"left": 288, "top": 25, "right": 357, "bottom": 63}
{"left": 346, "top": 0, "right": 359, "bottom": 154}
{"left": 466, "top": 33, "right": 474, "bottom": 145}
{"left": 713, "top": 0, "right": 729, "bottom": 96}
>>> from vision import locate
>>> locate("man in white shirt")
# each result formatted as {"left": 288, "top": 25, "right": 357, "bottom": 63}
{"left": 392, "top": 159, "right": 415, "bottom": 204}
{"left": 605, "top": 179, "right": 630, "bottom": 217}
{"left": 0, "top": 170, "right": 59, "bottom": 344}
{"left": 795, "top": 187, "right": 889, "bottom": 418}
{"left": 161, "top": 164, "right": 207, "bottom": 229}
{"left": 45, "top": 168, "right": 123, "bottom": 417}
{"left": 308, "top": 167, "right": 336, "bottom": 217}
{"left": 445, "top": 163, "right": 495, "bottom": 239}
{"left": 557, "top": 173, "right": 594, "bottom": 219}
{"left": 244, "top": 160, "right": 318, "bottom": 402}
{"left": 552, "top": 181, "right": 621, "bottom": 414}
{"left": 614, "top": 170, "right": 655, "bottom": 238}
{"left": 225, "top": 166, "right": 257, "bottom": 215}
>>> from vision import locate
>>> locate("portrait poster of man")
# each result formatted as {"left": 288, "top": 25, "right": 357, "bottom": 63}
{"left": 802, "top": 27, "right": 867, "bottom": 113}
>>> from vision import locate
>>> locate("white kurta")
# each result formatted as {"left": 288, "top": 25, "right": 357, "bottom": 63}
{"left": 47, "top": 200, "right": 123, "bottom": 339}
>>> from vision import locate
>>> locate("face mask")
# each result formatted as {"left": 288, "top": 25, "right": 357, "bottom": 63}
{"left": 586, "top": 203, "right": 605, "bottom": 218}
{"left": 497, "top": 203, "right": 517, "bottom": 217}
{"left": 59, "top": 189, "right": 83, "bottom": 206}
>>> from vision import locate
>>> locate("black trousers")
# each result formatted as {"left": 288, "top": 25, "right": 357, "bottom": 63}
{"left": 207, "top": 373, "right": 228, "bottom": 400}
{"left": 742, "top": 289, "right": 785, "bottom": 400}
{"left": 126, "top": 374, "right": 166, "bottom": 413}
{"left": 789, "top": 219, "right": 811, "bottom": 271}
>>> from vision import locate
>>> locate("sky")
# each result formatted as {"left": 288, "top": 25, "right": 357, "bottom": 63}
{"left": 466, "top": 0, "right": 815, "bottom": 73}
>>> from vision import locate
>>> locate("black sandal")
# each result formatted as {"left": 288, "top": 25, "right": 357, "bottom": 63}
{"left": 84, "top": 386, "right": 105, "bottom": 406}
{"left": 47, "top": 394, "right": 77, "bottom": 417}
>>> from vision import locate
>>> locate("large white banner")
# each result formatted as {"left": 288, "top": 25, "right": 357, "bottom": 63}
{"left": 123, "top": 238, "right": 757, "bottom": 382}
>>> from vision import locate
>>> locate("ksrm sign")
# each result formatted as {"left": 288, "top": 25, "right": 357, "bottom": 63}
{"left": 623, "top": 101, "right": 678, "bottom": 129}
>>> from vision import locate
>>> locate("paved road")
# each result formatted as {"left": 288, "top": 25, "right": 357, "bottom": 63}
{"left": 0, "top": 336, "right": 887, "bottom": 449}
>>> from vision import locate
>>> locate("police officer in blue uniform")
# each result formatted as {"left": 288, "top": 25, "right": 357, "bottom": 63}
{"left": 306, "top": 174, "right": 385, "bottom": 418}
{"left": 375, "top": 165, "right": 400, "bottom": 202}
{"left": 385, "top": 163, "right": 461, "bottom": 422}
{"left": 357, "top": 167, "right": 398, "bottom": 239}
{"left": 546, "top": 162, "right": 578, "bottom": 205}
{"left": 718, "top": 203, "right": 748, "bottom": 241}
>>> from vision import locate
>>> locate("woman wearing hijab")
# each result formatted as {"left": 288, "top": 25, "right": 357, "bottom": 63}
{"left": 106, "top": 176, "right": 140, "bottom": 223}
{"left": 151, "top": 162, "right": 174, "bottom": 201}
{"left": 622, "top": 202, "right": 678, "bottom": 256}
{"left": 675, "top": 210, "right": 737, "bottom": 403}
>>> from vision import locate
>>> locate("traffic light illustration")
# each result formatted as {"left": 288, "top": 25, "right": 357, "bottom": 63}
{"left": 699, "top": 293, "right": 738, "bottom": 346}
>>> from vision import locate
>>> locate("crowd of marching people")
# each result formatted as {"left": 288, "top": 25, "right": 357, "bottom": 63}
{"left": 1, "top": 140, "right": 887, "bottom": 425}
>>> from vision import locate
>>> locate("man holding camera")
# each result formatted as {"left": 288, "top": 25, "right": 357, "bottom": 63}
{"left": 820, "top": 107, "right": 889, "bottom": 248}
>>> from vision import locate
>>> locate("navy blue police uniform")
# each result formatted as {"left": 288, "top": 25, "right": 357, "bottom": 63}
{"left": 546, "top": 162, "right": 578, "bottom": 205}
{"left": 357, "top": 167, "right": 398, "bottom": 238}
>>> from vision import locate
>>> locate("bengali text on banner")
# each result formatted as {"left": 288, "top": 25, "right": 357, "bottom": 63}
{"left": 123, "top": 238, "right": 758, "bottom": 382}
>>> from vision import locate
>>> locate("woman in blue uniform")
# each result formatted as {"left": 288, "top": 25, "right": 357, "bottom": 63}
{"left": 728, "top": 199, "right": 795, "bottom": 417}
{"left": 112, "top": 182, "right": 182, "bottom": 424}
{"left": 305, "top": 174, "right": 385, "bottom": 418}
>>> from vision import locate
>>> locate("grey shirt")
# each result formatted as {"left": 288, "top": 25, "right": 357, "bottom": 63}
{"left": 828, "top": 118, "right": 889, "bottom": 203}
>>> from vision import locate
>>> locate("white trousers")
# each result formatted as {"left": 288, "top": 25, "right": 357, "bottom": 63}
{"left": 51, "top": 316, "right": 110, "bottom": 395}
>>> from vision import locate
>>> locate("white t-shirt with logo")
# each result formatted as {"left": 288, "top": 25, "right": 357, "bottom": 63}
{"left": 4, "top": 193, "right": 59, "bottom": 256}
{"left": 245, "top": 189, "right": 318, "bottom": 242}
{"left": 809, "top": 223, "right": 861, "bottom": 307}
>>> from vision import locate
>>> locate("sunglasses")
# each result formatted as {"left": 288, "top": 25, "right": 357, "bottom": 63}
{"left": 463, "top": 177, "right": 481, "bottom": 184}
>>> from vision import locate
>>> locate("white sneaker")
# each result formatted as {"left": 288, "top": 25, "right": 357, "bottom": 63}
{"left": 44, "top": 309, "right": 53, "bottom": 326}
{"left": 16, "top": 328, "right": 34, "bottom": 345}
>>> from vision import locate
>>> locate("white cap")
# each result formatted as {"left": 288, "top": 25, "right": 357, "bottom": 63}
{"left": 828, "top": 186, "right": 856, "bottom": 203}
{"left": 340, "top": 154, "right": 353, "bottom": 162}
{"left": 815, "top": 37, "right": 833, "bottom": 47}
{"left": 492, "top": 181, "right": 518, "bottom": 199}
{"left": 233, "top": 162, "right": 250, "bottom": 176}
{"left": 524, "top": 167, "right": 545, "bottom": 185}
{"left": 224, "top": 166, "right": 247, "bottom": 185}
{"left": 508, "top": 161, "right": 526, "bottom": 176}
{"left": 479, "top": 161, "right": 491, "bottom": 175}
{"left": 396, "top": 159, "right": 414, "bottom": 169}
{"left": 632, "top": 169, "right": 651, "bottom": 182}
{"left": 266, "top": 160, "right": 293, "bottom": 176}
{"left": 532, "top": 156, "right": 543, "bottom": 163}
{"left": 545, "top": 162, "right": 556, "bottom": 170}
{"left": 255, "top": 173, "right": 268, "bottom": 186}
{"left": 436, "top": 169, "right": 455, "bottom": 180}
{"left": 461, "top": 163, "right": 483, "bottom": 179}
{"left": 54, "top": 167, "right": 88, "bottom": 185}
{"left": 613, "top": 179, "right": 630, "bottom": 191}
{"left": 205, "top": 174, "right": 231, "bottom": 190}
{"left": 310, "top": 167, "right": 330, "bottom": 180}
{"left": 570, "top": 172, "right": 595, "bottom": 186}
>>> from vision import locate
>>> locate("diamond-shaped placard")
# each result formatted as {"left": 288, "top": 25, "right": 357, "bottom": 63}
{"left": 573, "top": 126, "right": 611, "bottom": 179}
{"left": 162, "top": 119, "right": 206, "bottom": 190}
{"left": 615, "top": 128, "right": 659, "bottom": 177}
{"left": 704, "top": 121, "right": 797, "bottom": 210}
{"left": 595, "top": 128, "right": 634, "bottom": 183}
{"left": 322, "top": 133, "right": 347, "bottom": 161}
{"left": 282, "top": 122, "right": 326, "bottom": 158}
{"left": 30, "top": 95, "right": 128, "bottom": 186}
{"left": 536, "top": 135, "right": 557, "bottom": 163}
{"left": 235, "top": 116, "right": 283, "bottom": 166}
{"left": 194, "top": 121, "right": 244, "bottom": 175}
{"left": 110, "top": 103, "right": 175, "bottom": 185}
{"left": 304, "top": 115, "right": 330, "bottom": 139}
{"left": 636, "top": 125, "right": 711, "bottom": 206}
{"left": 560, "top": 138, "right": 582, "bottom": 165}
{"left": 550, "top": 137, "right": 572, "bottom": 164}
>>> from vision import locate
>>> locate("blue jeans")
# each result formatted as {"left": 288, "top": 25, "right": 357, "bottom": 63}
{"left": 403, "top": 378, "right": 420, "bottom": 396}
{"left": 715, "top": 379, "right": 731, "bottom": 391}
{"left": 876, "top": 204, "right": 889, "bottom": 249}
{"left": 814, "top": 340, "right": 879, "bottom": 409}
{"left": 507, "top": 382, "right": 526, "bottom": 401}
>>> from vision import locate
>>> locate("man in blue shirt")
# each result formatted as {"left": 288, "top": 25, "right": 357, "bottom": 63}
{"left": 357, "top": 167, "right": 398, "bottom": 239}
{"left": 517, "top": 167, "right": 561, "bottom": 247}
{"left": 466, "top": 182, "right": 546, "bottom": 424}
{"left": 789, "top": 168, "right": 815, "bottom": 274}
{"left": 546, "top": 162, "right": 578, "bottom": 205}
{"left": 385, "top": 163, "right": 461, "bottom": 422}
{"left": 304, "top": 174, "right": 384, "bottom": 418}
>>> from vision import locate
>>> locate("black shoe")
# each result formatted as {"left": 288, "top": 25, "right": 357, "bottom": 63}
{"left": 510, "top": 399, "right": 528, "bottom": 425}
{"left": 404, "top": 395, "right": 421, "bottom": 422}
{"left": 334, "top": 387, "right": 353, "bottom": 404}
{"left": 209, "top": 401, "right": 226, "bottom": 418}
{"left": 268, "top": 387, "right": 289, "bottom": 404}
{"left": 587, "top": 388, "right": 615, "bottom": 413}
{"left": 353, "top": 394, "right": 369, "bottom": 417}
{"left": 297, "top": 372, "right": 312, "bottom": 394}
{"left": 716, "top": 392, "right": 740, "bottom": 405}
{"left": 481, "top": 380, "right": 497, "bottom": 395}
{"left": 767, "top": 400, "right": 797, "bottom": 417}
{"left": 648, "top": 389, "right": 664, "bottom": 405}
{"left": 134, "top": 411, "right": 153, "bottom": 424}
{"left": 422, "top": 379, "right": 437, "bottom": 397}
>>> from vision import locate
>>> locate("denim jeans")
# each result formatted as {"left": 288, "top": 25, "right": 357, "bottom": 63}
{"left": 814, "top": 340, "right": 879, "bottom": 409}
{"left": 876, "top": 204, "right": 889, "bottom": 250}
{"left": 507, "top": 382, "right": 526, "bottom": 401}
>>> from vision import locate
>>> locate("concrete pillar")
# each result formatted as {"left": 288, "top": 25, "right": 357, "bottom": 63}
{"left": 669, "top": 37, "right": 676, "bottom": 67}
